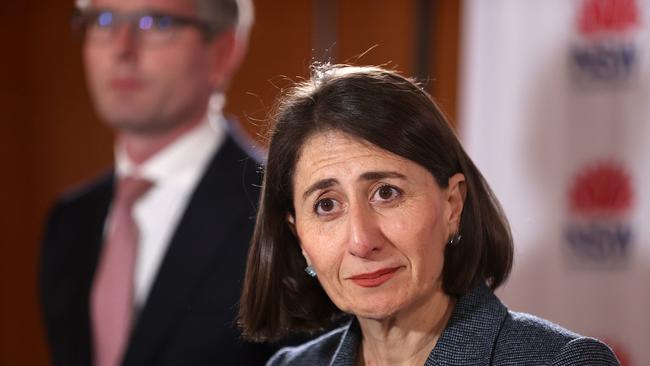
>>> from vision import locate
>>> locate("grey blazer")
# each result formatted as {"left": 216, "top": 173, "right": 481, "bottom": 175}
{"left": 268, "top": 283, "right": 619, "bottom": 365}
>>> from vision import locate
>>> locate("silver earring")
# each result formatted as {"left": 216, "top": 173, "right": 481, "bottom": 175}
{"left": 447, "top": 233, "right": 462, "bottom": 246}
{"left": 304, "top": 265, "right": 317, "bottom": 277}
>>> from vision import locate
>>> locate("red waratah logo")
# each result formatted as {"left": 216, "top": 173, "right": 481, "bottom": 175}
{"left": 578, "top": 0, "right": 641, "bottom": 35}
{"left": 568, "top": 162, "right": 633, "bottom": 215}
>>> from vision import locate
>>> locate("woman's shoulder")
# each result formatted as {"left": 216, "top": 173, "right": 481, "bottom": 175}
{"left": 266, "top": 325, "right": 349, "bottom": 366}
{"left": 495, "top": 310, "right": 620, "bottom": 365}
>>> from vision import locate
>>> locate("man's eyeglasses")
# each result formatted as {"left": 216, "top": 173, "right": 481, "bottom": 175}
{"left": 72, "top": 9, "right": 219, "bottom": 46}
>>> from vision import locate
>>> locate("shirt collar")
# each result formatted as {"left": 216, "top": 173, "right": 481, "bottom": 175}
{"left": 115, "top": 115, "right": 226, "bottom": 190}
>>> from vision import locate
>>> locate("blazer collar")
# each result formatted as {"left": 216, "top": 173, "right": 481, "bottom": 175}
{"left": 426, "top": 283, "right": 507, "bottom": 365}
{"left": 330, "top": 283, "right": 507, "bottom": 366}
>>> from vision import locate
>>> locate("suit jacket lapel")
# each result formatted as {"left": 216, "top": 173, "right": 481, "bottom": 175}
{"left": 121, "top": 137, "right": 259, "bottom": 365}
{"left": 57, "top": 172, "right": 113, "bottom": 365}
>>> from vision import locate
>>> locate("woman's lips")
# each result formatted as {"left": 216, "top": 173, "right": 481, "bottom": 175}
{"left": 349, "top": 267, "right": 401, "bottom": 288}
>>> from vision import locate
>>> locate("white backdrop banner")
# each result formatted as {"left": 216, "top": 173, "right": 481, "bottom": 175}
{"left": 460, "top": 0, "right": 650, "bottom": 364}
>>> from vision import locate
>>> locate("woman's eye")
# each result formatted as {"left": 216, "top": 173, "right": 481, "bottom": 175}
{"left": 373, "top": 185, "right": 401, "bottom": 202}
{"left": 314, "top": 197, "right": 339, "bottom": 216}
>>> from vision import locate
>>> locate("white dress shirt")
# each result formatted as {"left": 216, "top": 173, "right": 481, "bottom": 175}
{"left": 114, "top": 116, "right": 226, "bottom": 307}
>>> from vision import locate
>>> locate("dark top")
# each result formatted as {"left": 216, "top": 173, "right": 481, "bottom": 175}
{"left": 40, "top": 136, "right": 277, "bottom": 366}
{"left": 268, "top": 283, "right": 620, "bottom": 365}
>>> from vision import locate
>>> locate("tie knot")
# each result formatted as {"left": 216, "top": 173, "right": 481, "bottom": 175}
{"left": 115, "top": 177, "right": 153, "bottom": 208}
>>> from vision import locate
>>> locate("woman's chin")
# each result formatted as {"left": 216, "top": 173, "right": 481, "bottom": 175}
{"left": 356, "top": 312, "right": 394, "bottom": 322}
{"left": 347, "top": 301, "right": 400, "bottom": 321}
{"left": 334, "top": 285, "right": 408, "bottom": 321}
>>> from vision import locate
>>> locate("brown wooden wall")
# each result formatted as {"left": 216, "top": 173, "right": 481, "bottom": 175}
{"left": 0, "top": 1, "right": 460, "bottom": 364}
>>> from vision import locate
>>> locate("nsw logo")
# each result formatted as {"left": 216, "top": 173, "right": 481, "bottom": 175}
{"left": 570, "top": 0, "right": 642, "bottom": 87}
{"left": 563, "top": 161, "right": 634, "bottom": 268}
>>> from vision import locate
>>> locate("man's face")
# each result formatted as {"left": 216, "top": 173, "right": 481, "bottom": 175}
{"left": 83, "top": 0, "right": 225, "bottom": 135}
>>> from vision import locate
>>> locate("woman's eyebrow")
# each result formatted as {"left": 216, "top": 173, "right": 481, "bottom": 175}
{"left": 358, "top": 171, "right": 406, "bottom": 181}
{"left": 302, "top": 178, "right": 338, "bottom": 200}
{"left": 301, "top": 172, "right": 405, "bottom": 200}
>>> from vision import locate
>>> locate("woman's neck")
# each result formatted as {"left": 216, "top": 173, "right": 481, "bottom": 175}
{"left": 356, "top": 291, "right": 455, "bottom": 366}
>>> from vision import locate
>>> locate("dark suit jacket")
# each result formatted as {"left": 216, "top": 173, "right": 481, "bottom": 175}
{"left": 268, "top": 283, "right": 620, "bottom": 366}
{"left": 41, "top": 136, "right": 276, "bottom": 366}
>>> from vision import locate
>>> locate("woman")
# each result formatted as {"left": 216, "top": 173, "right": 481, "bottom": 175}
{"left": 239, "top": 65, "right": 619, "bottom": 365}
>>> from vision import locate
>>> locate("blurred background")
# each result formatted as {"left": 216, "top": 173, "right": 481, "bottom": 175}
{"left": 1, "top": 0, "right": 647, "bottom": 364}
{"left": 1, "top": 1, "right": 459, "bottom": 364}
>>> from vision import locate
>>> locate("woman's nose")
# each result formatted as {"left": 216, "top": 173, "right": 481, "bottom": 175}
{"left": 347, "top": 205, "right": 382, "bottom": 258}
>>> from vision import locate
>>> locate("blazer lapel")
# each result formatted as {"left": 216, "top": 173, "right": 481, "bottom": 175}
{"left": 331, "top": 319, "right": 362, "bottom": 366}
{"left": 121, "top": 137, "right": 259, "bottom": 365}
{"left": 426, "top": 284, "right": 508, "bottom": 366}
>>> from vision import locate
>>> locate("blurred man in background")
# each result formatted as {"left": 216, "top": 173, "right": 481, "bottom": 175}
{"left": 40, "top": 0, "right": 273, "bottom": 364}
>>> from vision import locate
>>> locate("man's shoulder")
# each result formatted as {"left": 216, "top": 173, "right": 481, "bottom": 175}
{"left": 51, "top": 171, "right": 113, "bottom": 212}
{"left": 205, "top": 135, "right": 262, "bottom": 206}
{"left": 45, "top": 171, "right": 114, "bottom": 230}
{"left": 266, "top": 326, "right": 348, "bottom": 366}
{"left": 495, "top": 310, "right": 619, "bottom": 365}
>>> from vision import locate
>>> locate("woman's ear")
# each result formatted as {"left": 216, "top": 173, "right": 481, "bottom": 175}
{"left": 301, "top": 250, "right": 313, "bottom": 267}
{"left": 446, "top": 173, "right": 467, "bottom": 232}
{"left": 286, "top": 213, "right": 312, "bottom": 265}
{"left": 286, "top": 213, "right": 297, "bottom": 236}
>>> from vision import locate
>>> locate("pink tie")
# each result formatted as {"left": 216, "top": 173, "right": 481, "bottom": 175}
{"left": 91, "top": 177, "right": 153, "bottom": 366}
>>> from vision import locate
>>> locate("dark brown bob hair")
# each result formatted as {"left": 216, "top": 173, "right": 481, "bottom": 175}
{"left": 239, "top": 64, "right": 512, "bottom": 342}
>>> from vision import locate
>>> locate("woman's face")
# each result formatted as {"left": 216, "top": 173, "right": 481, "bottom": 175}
{"left": 290, "top": 130, "right": 465, "bottom": 320}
